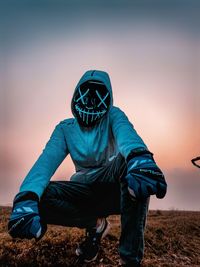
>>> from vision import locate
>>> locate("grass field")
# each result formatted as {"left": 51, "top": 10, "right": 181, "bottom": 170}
{"left": 0, "top": 207, "right": 200, "bottom": 266}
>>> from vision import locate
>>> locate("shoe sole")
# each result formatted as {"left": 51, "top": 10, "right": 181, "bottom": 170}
{"left": 75, "top": 220, "right": 111, "bottom": 262}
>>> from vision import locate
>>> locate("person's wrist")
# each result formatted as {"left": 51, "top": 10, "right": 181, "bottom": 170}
{"left": 14, "top": 191, "right": 39, "bottom": 204}
{"left": 127, "top": 148, "right": 153, "bottom": 163}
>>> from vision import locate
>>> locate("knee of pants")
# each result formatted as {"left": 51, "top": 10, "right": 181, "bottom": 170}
{"left": 120, "top": 183, "right": 150, "bottom": 215}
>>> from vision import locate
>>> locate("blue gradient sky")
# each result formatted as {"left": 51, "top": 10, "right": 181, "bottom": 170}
{"left": 1, "top": 1, "right": 200, "bottom": 210}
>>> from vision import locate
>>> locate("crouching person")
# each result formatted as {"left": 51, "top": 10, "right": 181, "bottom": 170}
{"left": 8, "top": 70, "right": 167, "bottom": 267}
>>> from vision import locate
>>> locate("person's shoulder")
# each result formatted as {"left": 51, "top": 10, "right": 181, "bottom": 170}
{"left": 109, "top": 105, "right": 123, "bottom": 113}
{"left": 109, "top": 106, "right": 130, "bottom": 125}
{"left": 57, "top": 118, "right": 76, "bottom": 127}
{"left": 109, "top": 106, "right": 125, "bottom": 117}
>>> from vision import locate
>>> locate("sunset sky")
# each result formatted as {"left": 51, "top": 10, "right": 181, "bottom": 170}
{"left": 1, "top": 1, "right": 200, "bottom": 210}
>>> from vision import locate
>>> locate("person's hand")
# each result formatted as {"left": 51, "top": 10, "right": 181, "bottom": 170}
{"left": 126, "top": 151, "right": 167, "bottom": 200}
{"left": 8, "top": 191, "right": 46, "bottom": 240}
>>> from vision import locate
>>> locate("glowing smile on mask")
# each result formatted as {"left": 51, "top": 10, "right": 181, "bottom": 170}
{"left": 74, "top": 105, "right": 107, "bottom": 124}
{"left": 73, "top": 81, "right": 110, "bottom": 127}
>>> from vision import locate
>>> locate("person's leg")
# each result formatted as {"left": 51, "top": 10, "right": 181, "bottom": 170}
{"left": 38, "top": 167, "right": 122, "bottom": 262}
{"left": 39, "top": 180, "right": 99, "bottom": 229}
{"left": 97, "top": 154, "right": 149, "bottom": 266}
{"left": 119, "top": 176, "right": 150, "bottom": 267}
{"left": 39, "top": 173, "right": 123, "bottom": 229}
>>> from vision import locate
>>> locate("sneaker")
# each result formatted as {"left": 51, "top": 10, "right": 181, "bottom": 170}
{"left": 75, "top": 218, "right": 110, "bottom": 262}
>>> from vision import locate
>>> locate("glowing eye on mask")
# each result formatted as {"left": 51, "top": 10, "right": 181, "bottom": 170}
{"left": 95, "top": 90, "right": 109, "bottom": 108}
{"left": 74, "top": 87, "right": 90, "bottom": 104}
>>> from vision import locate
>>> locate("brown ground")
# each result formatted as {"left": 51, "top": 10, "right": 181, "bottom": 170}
{"left": 0, "top": 207, "right": 200, "bottom": 267}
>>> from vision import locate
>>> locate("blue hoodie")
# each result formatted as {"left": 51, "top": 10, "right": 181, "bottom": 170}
{"left": 19, "top": 70, "right": 148, "bottom": 199}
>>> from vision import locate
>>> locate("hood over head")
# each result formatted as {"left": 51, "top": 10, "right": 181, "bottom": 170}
{"left": 71, "top": 70, "right": 113, "bottom": 127}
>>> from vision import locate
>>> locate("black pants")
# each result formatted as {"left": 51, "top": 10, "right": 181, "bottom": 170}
{"left": 39, "top": 154, "right": 149, "bottom": 265}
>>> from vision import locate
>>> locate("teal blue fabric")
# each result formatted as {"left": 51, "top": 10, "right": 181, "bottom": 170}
{"left": 20, "top": 122, "right": 68, "bottom": 198}
{"left": 20, "top": 70, "right": 147, "bottom": 199}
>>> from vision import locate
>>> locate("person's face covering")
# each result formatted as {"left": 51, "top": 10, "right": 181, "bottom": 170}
{"left": 73, "top": 80, "right": 110, "bottom": 127}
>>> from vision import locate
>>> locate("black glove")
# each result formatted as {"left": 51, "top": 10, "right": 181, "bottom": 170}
{"left": 8, "top": 191, "right": 46, "bottom": 240}
{"left": 125, "top": 149, "right": 167, "bottom": 200}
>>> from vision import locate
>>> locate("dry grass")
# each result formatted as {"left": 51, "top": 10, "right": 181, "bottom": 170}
{"left": 0, "top": 207, "right": 200, "bottom": 266}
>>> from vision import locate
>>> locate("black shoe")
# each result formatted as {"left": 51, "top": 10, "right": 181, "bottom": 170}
{"left": 75, "top": 218, "right": 110, "bottom": 262}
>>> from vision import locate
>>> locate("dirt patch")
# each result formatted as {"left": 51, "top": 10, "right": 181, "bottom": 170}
{"left": 1, "top": 207, "right": 200, "bottom": 266}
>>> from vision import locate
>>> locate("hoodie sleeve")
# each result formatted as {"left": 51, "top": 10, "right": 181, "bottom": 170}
{"left": 109, "top": 106, "right": 148, "bottom": 159}
{"left": 19, "top": 121, "right": 69, "bottom": 199}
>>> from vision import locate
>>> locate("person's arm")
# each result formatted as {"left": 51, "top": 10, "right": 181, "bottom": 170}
{"left": 8, "top": 121, "right": 68, "bottom": 239}
{"left": 19, "top": 120, "right": 69, "bottom": 199}
{"left": 109, "top": 106, "right": 148, "bottom": 158}
{"left": 109, "top": 106, "right": 167, "bottom": 199}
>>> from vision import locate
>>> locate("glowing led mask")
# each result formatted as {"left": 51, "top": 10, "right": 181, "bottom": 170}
{"left": 72, "top": 80, "right": 110, "bottom": 127}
